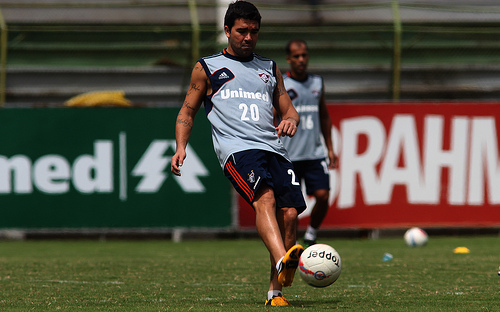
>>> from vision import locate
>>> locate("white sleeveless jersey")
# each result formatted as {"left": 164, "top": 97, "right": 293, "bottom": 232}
{"left": 281, "top": 73, "right": 326, "bottom": 161}
{"left": 199, "top": 50, "right": 290, "bottom": 168}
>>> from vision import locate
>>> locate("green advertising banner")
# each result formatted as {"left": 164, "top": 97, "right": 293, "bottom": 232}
{"left": 0, "top": 108, "right": 232, "bottom": 229}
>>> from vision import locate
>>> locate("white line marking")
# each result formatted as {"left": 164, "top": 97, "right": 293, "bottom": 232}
{"left": 119, "top": 131, "right": 127, "bottom": 201}
{"left": 37, "top": 280, "right": 124, "bottom": 285}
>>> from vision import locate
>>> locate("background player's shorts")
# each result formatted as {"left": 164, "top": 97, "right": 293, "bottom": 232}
{"left": 292, "top": 158, "right": 330, "bottom": 195}
{"left": 224, "top": 149, "right": 306, "bottom": 214}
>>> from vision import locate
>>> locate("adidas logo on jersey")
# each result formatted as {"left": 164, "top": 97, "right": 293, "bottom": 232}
{"left": 219, "top": 72, "right": 230, "bottom": 80}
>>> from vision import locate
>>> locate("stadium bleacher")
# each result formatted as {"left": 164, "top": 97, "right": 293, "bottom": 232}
{"left": 1, "top": 0, "right": 500, "bottom": 106}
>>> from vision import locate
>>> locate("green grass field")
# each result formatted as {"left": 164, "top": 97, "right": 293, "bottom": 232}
{"left": 0, "top": 236, "right": 498, "bottom": 311}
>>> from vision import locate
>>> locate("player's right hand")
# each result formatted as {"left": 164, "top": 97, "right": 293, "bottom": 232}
{"left": 171, "top": 151, "right": 186, "bottom": 176}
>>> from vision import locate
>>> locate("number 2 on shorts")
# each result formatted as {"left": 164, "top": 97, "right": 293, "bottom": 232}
{"left": 287, "top": 169, "right": 300, "bottom": 186}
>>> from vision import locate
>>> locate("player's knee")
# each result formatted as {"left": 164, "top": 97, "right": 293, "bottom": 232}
{"left": 282, "top": 207, "right": 298, "bottom": 222}
{"left": 315, "top": 189, "right": 329, "bottom": 203}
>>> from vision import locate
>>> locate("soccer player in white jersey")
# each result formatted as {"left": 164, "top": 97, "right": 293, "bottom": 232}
{"left": 171, "top": 1, "right": 306, "bottom": 307}
{"left": 281, "top": 39, "right": 339, "bottom": 247}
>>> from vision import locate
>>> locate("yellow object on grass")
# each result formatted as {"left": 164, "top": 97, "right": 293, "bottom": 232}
{"left": 64, "top": 90, "right": 132, "bottom": 107}
{"left": 453, "top": 247, "right": 470, "bottom": 254}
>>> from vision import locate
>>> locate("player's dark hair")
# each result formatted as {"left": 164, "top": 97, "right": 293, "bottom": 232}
{"left": 286, "top": 39, "right": 308, "bottom": 55}
{"left": 224, "top": 1, "right": 261, "bottom": 31}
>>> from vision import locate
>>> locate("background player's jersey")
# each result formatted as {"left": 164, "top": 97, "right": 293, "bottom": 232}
{"left": 200, "top": 50, "right": 290, "bottom": 168}
{"left": 281, "top": 73, "right": 326, "bottom": 161}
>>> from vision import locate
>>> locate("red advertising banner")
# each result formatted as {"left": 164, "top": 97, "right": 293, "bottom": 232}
{"left": 239, "top": 101, "right": 500, "bottom": 229}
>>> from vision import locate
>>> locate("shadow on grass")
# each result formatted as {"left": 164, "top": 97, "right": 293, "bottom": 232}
{"left": 293, "top": 298, "right": 343, "bottom": 308}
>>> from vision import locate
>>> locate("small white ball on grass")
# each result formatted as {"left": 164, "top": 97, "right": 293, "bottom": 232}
{"left": 404, "top": 227, "right": 428, "bottom": 247}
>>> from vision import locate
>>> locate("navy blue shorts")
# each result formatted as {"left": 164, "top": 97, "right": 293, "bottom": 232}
{"left": 224, "top": 150, "right": 306, "bottom": 214}
{"left": 292, "top": 158, "right": 330, "bottom": 195}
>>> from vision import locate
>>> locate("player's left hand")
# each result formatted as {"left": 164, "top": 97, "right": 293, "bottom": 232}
{"left": 275, "top": 118, "right": 297, "bottom": 137}
{"left": 328, "top": 151, "right": 339, "bottom": 169}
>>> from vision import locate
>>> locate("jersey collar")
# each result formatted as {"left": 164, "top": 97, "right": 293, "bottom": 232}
{"left": 286, "top": 71, "right": 309, "bottom": 83}
{"left": 222, "top": 49, "right": 254, "bottom": 62}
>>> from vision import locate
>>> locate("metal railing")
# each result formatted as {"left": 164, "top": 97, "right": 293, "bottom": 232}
{"left": 0, "top": 7, "right": 6, "bottom": 106}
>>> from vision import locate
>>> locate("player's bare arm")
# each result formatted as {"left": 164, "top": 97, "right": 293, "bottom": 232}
{"left": 318, "top": 81, "right": 338, "bottom": 169}
{"left": 171, "top": 62, "right": 207, "bottom": 176}
{"left": 273, "top": 68, "right": 299, "bottom": 137}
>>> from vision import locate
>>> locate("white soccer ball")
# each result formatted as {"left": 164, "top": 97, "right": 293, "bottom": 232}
{"left": 298, "top": 244, "right": 342, "bottom": 288}
{"left": 404, "top": 227, "right": 428, "bottom": 247}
